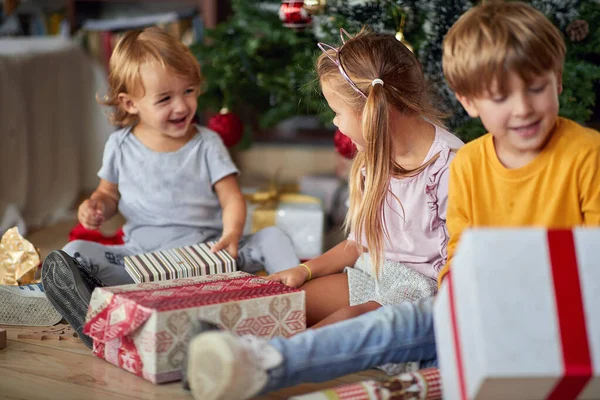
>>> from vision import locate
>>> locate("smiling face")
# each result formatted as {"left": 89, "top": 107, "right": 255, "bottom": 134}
{"left": 456, "top": 69, "right": 562, "bottom": 167}
{"left": 321, "top": 79, "right": 366, "bottom": 151}
{"left": 119, "top": 62, "right": 199, "bottom": 140}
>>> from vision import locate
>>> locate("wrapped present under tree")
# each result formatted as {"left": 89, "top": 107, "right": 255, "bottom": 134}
{"left": 243, "top": 184, "right": 324, "bottom": 260}
{"left": 84, "top": 271, "right": 305, "bottom": 384}
{"left": 124, "top": 241, "right": 237, "bottom": 283}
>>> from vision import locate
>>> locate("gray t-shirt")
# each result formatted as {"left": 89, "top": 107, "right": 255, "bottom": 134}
{"left": 98, "top": 125, "right": 239, "bottom": 251}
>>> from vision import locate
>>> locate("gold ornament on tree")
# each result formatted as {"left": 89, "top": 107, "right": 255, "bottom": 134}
{"left": 303, "top": 0, "right": 326, "bottom": 15}
{"left": 393, "top": 11, "right": 413, "bottom": 53}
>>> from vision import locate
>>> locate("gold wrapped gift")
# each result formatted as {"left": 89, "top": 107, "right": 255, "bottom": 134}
{"left": 244, "top": 183, "right": 324, "bottom": 260}
{"left": 244, "top": 183, "right": 319, "bottom": 233}
{"left": 0, "top": 227, "right": 41, "bottom": 285}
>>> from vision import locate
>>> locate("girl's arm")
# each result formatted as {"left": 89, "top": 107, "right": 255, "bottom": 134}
{"left": 212, "top": 174, "right": 246, "bottom": 258}
{"left": 303, "top": 239, "right": 361, "bottom": 279}
{"left": 268, "top": 239, "right": 362, "bottom": 287}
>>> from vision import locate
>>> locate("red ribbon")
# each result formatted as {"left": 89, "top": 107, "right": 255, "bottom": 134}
{"left": 448, "top": 272, "right": 468, "bottom": 400}
{"left": 546, "top": 230, "right": 592, "bottom": 399}
{"left": 448, "top": 230, "right": 593, "bottom": 400}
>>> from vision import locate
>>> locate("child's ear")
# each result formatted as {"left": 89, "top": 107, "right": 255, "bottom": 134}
{"left": 556, "top": 72, "right": 563, "bottom": 95}
{"left": 118, "top": 93, "right": 139, "bottom": 115}
{"left": 455, "top": 94, "right": 480, "bottom": 118}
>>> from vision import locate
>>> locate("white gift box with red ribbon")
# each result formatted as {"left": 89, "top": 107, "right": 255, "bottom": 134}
{"left": 434, "top": 229, "right": 600, "bottom": 400}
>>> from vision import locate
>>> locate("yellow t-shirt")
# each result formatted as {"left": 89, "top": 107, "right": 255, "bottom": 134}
{"left": 438, "top": 117, "right": 600, "bottom": 287}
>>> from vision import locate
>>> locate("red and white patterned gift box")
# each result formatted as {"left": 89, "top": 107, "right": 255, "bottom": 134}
{"left": 83, "top": 271, "right": 305, "bottom": 384}
{"left": 434, "top": 229, "right": 600, "bottom": 400}
{"left": 290, "top": 368, "right": 442, "bottom": 400}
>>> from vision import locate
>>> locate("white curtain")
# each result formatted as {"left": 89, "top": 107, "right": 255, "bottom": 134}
{"left": 0, "top": 38, "right": 104, "bottom": 230}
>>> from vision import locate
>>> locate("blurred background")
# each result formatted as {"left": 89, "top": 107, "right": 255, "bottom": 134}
{"left": 1, "top": 0, "right": 599, "bottom": 256}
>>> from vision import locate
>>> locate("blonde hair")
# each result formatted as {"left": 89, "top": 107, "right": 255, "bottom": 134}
{"left": 443, "top": 1, "right": 565, "bottom": 98}
{"left": 317, "top": 29, "right": 446, "bottom": 275}
{"left": 98, "top": 27, "right": 203, "bottom": 127}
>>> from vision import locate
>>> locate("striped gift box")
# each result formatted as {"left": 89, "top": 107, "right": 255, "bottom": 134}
{"left": 124, "top": 241, "right": 237, "bottom": 283}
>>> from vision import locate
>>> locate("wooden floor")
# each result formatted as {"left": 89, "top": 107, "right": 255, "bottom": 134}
{"left": 0, "top": 324, "right": 385, "bottom": 400}
{"left": 4, "top": 215, "right": 385, "bottom": 399}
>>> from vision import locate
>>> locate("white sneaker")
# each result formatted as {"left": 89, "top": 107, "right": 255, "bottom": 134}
{"left": 187, "top": 331, "right": 283, "bottom": 400}
{"left": 0, "top": 283, "right": 62, "bottom": 326}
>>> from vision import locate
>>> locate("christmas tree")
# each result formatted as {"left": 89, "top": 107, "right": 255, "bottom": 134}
{"left": 190, "top": 1, "right": 321, "bottom": 132}
{"left": 191, "top": 0, "right": 600, "bottom": 143}
{"left": 416, "top": 0, "right": 475, "bottom": 139}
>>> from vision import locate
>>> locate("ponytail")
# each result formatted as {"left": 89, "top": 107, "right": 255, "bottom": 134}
{"left": 346, "top": 82, "right": 392, "bottom": 276}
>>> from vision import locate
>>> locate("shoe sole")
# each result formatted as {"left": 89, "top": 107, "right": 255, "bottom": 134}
{"left": 182, "top": 320, "right": 221, "bottom": 390}
{"left": 0, "top": 288, "right": 62, "bottom": 326}
{"left": 188, "top": 332, "right": 238, "bottom": 400}
{"left": 41, "top": 250, "right": 94, "bottom": 348}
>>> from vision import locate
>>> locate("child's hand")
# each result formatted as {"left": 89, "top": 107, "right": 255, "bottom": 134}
{"left": 78, "top": 199, "right": 105, "bottom": 230}
{"left": 266, "top": 265, "right": 310, "bottom": 288}
{"left": 211, "top": 232, "right": 240, "bottom": 259}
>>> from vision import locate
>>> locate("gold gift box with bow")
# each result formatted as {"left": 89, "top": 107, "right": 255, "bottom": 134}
{"left": 244, "top": 182, "right": 321, "bottom": 233}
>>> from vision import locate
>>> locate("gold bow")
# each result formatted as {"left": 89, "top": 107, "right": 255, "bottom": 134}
{"left": 244, "top": 181, "right": 320, "bottom": 232}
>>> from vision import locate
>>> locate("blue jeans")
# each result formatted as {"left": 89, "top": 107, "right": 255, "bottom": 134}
{"left": 263, "top": 297, "right": 437, "bottom": 392}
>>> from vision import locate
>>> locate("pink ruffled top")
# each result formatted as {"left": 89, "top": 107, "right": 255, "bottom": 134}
{"left": 349, "top": 125, "right": 464, "bottom": 281}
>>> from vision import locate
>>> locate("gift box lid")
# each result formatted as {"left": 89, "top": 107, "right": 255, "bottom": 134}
{"left": 84, "top": 271, "right": 301, "bottom": 342}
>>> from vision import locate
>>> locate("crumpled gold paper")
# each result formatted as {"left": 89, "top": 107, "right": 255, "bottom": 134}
{"left": 0, "top": 227, "right": 41, "bottom": 285}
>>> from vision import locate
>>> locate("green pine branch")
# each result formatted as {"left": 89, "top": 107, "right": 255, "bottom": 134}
{"left": 191, "top": 0, "right": 600, "bottom": 143}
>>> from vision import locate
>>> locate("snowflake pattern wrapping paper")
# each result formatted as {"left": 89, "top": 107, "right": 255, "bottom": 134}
{"left": 83, "top": 271, "right": 305, "bottom": 384}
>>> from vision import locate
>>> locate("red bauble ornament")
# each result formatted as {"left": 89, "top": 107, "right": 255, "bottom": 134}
{"left": 334, "top": 129, "right": 357, "bottom": 159}
{"left": 279, "top": 0, "right": 312, "bottom": 29}
{"left": 207, "top": 108, "right": 244, "bottom": 148}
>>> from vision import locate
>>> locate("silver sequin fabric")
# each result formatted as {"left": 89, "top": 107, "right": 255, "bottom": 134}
{"left": 346, "top": 253, "right": 437, "bottom": 306}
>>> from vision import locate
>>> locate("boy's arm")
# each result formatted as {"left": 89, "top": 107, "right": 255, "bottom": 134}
{"left": 90, "top": 179, "right": 120, "bottom": 219}
{"left": 78, "top": 179, "right": 119, "bottom": 230}
{"left": 580, "top": 147, "right": 600, "bottom": 225}
{"left": 212, "top": 174, "right": 246, "bottom": 257}
{"left": 437, "top": 157, "right": 471, "bottom": 288}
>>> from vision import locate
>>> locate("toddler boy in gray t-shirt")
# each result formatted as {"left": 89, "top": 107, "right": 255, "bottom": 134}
{"left": 63, "top": 126, "right": 300, "bottom": 286}
{"left": 41, "top": 27, "right": 301, "bottom": 349}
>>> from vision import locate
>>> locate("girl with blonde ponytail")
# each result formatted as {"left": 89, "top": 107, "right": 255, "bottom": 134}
{"left": 268, "top": 29, "right": 463, "bottom": 328}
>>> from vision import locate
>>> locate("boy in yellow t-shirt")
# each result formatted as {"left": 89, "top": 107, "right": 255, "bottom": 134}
{"left": 182, "top": 3, "right": 600, "bottom": 400}
{"left": 437, "top": 2, "right": 600, "bottom": 284}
